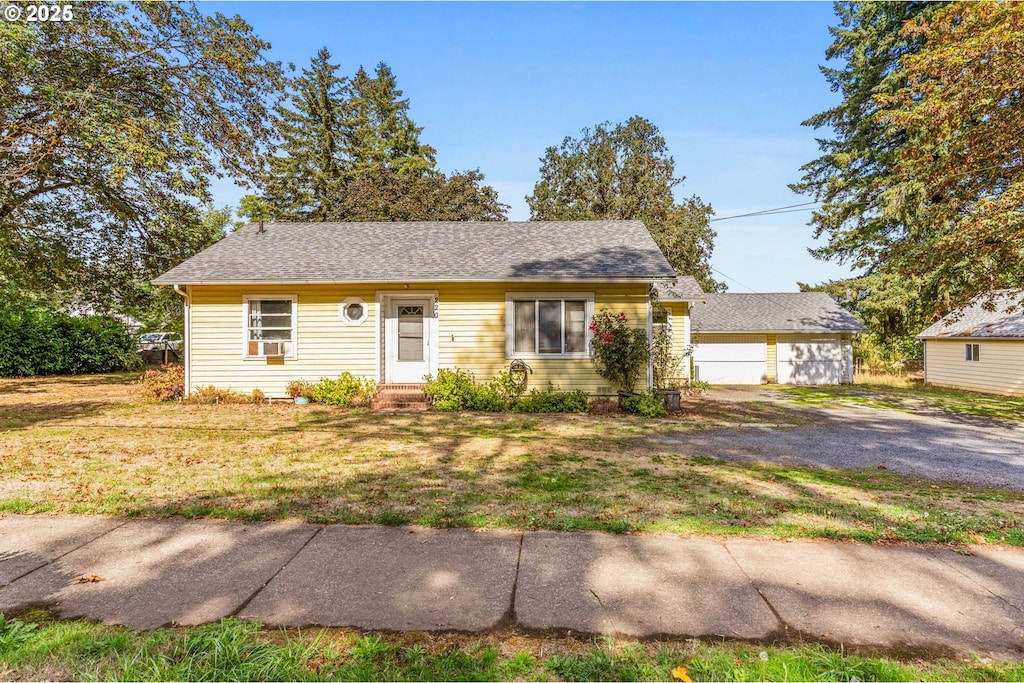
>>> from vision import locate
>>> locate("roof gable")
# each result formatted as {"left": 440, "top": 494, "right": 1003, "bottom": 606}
{"left": 153, "top": 220, "right": 676, "bottom": 285}
{"left": 918, "top": 290, "right": 1024, "bottom": 339}
{"left": 690, "top": 292, "right": 867, "bottom": 333}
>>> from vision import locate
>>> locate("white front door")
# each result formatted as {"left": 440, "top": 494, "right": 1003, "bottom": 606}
{"left": 385, "top": 298, "right": 432, "bottom": 383}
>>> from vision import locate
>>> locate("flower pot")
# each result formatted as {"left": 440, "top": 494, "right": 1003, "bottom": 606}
{"left": 656, "top": 388, "right": 681, "bottom": 412}
{"left": 293, "top": 396, "right": 310, "bottom": 405}
{"left": 617, "top": 390, "right": 639, "bottom": 409}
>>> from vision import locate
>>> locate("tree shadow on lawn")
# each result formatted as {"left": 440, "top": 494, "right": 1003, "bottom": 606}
{"left": 0, "top": 373, "right": 138, "bottom": 395}
{"left": 0, "top": 400, "right": 122, "bottom": 431}
{"left": 107, "top": 443, "right": 1024, "bottom": 547}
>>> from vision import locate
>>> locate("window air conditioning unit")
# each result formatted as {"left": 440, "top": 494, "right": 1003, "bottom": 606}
{"left": 262, "top": 341, "right": 284, "bottom": 356}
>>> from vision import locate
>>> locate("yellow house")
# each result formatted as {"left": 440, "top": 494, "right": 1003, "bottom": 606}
{"left": 153, "top": 220, "right": 681, "bottom": 399}
{"left": 917, "top": 290, "right": 1024, "bottom": 396}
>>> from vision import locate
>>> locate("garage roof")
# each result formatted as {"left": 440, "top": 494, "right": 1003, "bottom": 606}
{"left": 691, "top": 293, "right": 867, "bottom": 333}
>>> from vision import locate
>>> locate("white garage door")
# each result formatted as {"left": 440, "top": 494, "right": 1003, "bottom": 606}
{"left": 777, "top": 335, "right": 843, "bottom": 385}
{"left": 692, "top": 335, "right": 767, "bottom": 384}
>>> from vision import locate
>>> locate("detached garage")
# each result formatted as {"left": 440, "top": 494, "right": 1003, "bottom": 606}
{"left": 689, "top": 293, "right": 866, "bottom": 385}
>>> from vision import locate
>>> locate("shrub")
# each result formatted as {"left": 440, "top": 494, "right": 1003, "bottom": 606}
{"left": 589, "top": 309, "right": 649, "bottom": 392}
{"left": 514, "top": 385, "right": 590, "bottom": 413}
{"left": 490, "top": 368, "right": 528, "bottom": 407}
{"left": 186, "top": 385, "right": 254, "bottom": 404}
{"left": 310, "top": 372, "right": 376, "bottom": 407}
{"left": 138, "top": 363, "right": 185, "bottom": 401}
{"left": 0, "top": 301, "right": 142, "bottom": 376}
{"left": 423, "top": 368, "right": 505, "bottom": 412}
{"left": 622, "top": 390, "right": 668, "bottom": 418}
{"left": 285, "top": 379, "right": 314, "bottom": 399}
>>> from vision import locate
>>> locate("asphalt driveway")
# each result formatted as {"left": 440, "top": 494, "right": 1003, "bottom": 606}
{"left": 654, "top": 389, "right": 1024, "bottom": 490}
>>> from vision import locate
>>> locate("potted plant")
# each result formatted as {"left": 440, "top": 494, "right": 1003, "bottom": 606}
{"left": 589, "top": 309, "right": 649, "bottom": 405}
{"left": 285, "top": 379, "right": 314, "bottom": 405}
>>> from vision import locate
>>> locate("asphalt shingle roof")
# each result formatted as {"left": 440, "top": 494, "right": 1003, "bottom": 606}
{"left": 654, "top": 277, "right": 706, "bottom": 302}
{"left": 153, "top": 220, "right": 676, "bottom": 285}
{"left": 917, "top": 290, "right": 1024, "bottom": 339}
{"left": 690, "top": 293, "right": 867, "bottom": 333}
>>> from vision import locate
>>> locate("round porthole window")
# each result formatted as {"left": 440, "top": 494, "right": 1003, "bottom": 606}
{"left": 340, "top": 297, "right": 367, "bottom": 325}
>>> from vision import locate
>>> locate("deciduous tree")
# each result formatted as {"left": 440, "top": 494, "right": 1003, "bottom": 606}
{"left": 0, "top": 2, "right": 283, "bottom": 306}
{"left": 324, "top": 167, "right": 507, "bottom": 222}
{"left": 527, "top": 117, "right": 723, "bottom": 292}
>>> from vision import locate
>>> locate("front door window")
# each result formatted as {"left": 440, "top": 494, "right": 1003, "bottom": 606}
{"left": 398, "top": 305, "right": 425, "bottom": 362}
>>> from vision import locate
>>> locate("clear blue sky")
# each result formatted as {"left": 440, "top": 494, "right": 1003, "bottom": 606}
{"left": 207, "top": 1, "right": 856, "bottom": 292}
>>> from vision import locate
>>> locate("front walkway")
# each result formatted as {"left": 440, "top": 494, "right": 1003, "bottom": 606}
{"left": 1, "top": 515, "right": 1022, "bottom": 660}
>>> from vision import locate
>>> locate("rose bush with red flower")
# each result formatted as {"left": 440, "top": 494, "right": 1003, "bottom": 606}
{"left": 589, "top": 309, "right": 648, "bottom": 392}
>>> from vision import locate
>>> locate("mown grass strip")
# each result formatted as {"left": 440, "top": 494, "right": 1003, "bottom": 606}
{"left": 774, "top": 382, "right": 1024, "bottom": 422}
{"left": 1, "top": 613, "right": 1022, "bottom": 682}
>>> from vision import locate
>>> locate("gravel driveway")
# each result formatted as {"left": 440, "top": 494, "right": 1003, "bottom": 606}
{"left": 654, "top": 397, "right": 1024, "bottom": 490}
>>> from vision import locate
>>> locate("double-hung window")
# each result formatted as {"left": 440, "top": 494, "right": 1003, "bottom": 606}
{"left": 244, "top": 296, "right": 297, "bottom": 358}
{"left": 506, "top": 293, "right": 593, "bottom": 358}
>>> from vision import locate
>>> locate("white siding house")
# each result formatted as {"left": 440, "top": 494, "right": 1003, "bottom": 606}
{"left": 917, "top": 290, "right": 1024, "bottom": 396}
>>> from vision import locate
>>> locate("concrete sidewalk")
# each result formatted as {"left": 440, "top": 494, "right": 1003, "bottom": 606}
{"left": 1, "top": 515, "right": 1022, "bottom": 660}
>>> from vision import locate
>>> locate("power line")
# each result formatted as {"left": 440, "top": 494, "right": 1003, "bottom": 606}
{"left": 711, "top": 201, "right": 819, "bottom": 222}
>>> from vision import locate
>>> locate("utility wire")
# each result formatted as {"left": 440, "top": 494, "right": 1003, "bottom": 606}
{"left": 710, "top": 201, "right": 819, "bottom": 222}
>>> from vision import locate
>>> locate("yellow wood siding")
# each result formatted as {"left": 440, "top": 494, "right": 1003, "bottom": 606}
{"left": 665, "top": 302, "right": 691, "bottom": 382}
{"left": 186, "top": 282, "right": 648, "bottom": 397}
{"left": 765, "top": 334, "right": 777, "bottom": 382}
{"left": 438, "top": 282, "right": 647, "bottom": 395}
{"left": 188, "top": 285, "right": 379, "bottom": 397}
{"left": 924, "top": 339, "right": 1024, "bottom": 396}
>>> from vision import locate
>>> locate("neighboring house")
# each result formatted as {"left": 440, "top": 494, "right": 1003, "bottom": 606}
{"left": 682, "top": 293, "right": 867, "bottom": 385}
{"left": 153, "top": 220, "right": 678, "bottom": 398}
{"left": 917, "top": 289, "right": 1024, "bottom": 396}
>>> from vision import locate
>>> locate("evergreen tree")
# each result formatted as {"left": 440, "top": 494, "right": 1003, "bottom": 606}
{"left": 791, "top": 2, "right": 944, "bottom": 363}
{"left": 264, "top": 57, "right": 504, "bottom": 222}
{"left": 266, "top": 48, "right": 348, "bottom": 220}
{"left": 527, "top": 116, "right": 723, "bottom": 292}
{"left": 344, "top": 63, "right": 437, "bottom": 177}
{"left": 791, "top": 2, "right": 944, "bottom": 271}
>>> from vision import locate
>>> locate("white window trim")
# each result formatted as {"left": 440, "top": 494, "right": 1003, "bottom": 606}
{"left": 505, "top": 291, "right": 594, "bottom": 359}
{"left": 242, "top": 294, "right": 298, "bottom": 360}
{"left": 340, "top": 296, "right": 368, "bottom": 326}
{"left": 965, "top": 342, "right": 980, "bottom": 362}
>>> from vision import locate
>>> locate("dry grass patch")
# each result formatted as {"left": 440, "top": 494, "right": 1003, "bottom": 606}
{"left": 1, "top": 374, "right": 1022, "bottom": 545}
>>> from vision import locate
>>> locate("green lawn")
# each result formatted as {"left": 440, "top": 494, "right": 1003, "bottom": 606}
{"left": 2, "top": 613, "right": 1022, "bottom": 682}
{"left": 773, "top": 381, "right": 1024, "bottom": 422}
{"left": 2, "top": 374, "right": 1022, "bottom": 546}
